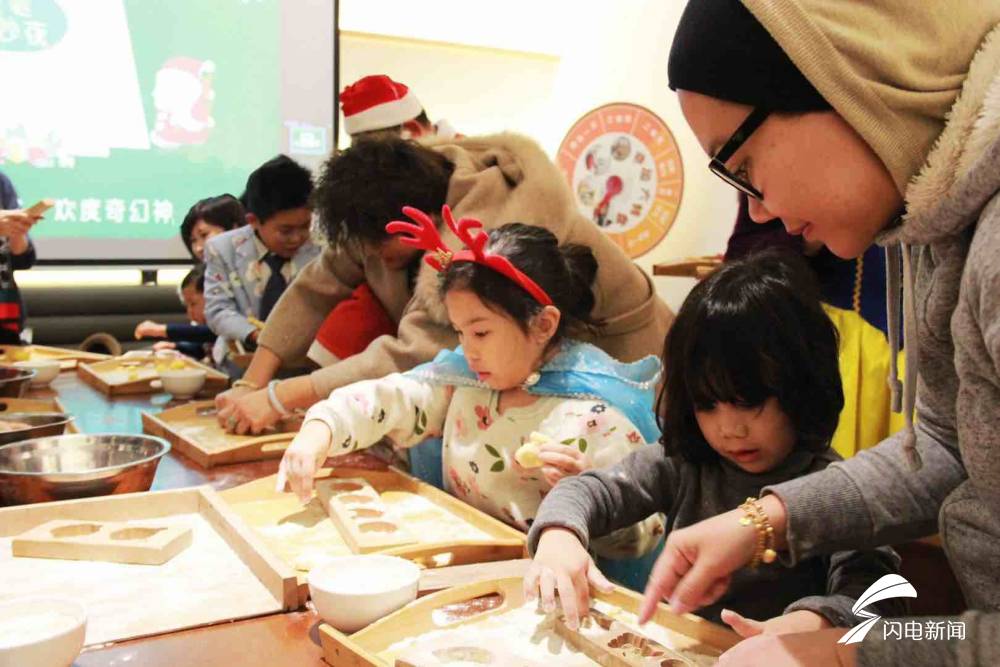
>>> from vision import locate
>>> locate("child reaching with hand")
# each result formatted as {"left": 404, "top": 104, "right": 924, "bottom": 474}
{"left": 134, "top": 264, "right": 216, "bottom": 362}
{"left": 524, "top": 251, "right": 905, "bottom": 633}
{"left": 277, "top": 206, "right": 664, "bottom": 557}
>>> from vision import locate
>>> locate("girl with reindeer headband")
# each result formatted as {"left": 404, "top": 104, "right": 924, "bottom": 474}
{"left": 277, "top": 205, "right": 665, "bottom": 560}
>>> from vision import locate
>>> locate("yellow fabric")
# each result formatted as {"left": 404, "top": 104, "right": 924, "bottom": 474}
{"left": 742, "top": 0, "right": 1000, "bottom": 193}
{"left": 824, "top": 304, "right": 906, "bottom": 459}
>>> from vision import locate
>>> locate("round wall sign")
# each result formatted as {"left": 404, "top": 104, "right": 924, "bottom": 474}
{"left": 556, "top": 102, "right": 683, "bottom": 258}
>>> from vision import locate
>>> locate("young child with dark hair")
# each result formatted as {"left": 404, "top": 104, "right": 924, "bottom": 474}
{"left": 524, "top": 250, "right": 904, "bottom": 633}
{"left": 203, "top": 155, "right": 320, "bottom": 370}
{"left": 135, "top": 265, "right": 215, "bottom": 361}
{"left": 179, "top": 194, "right": 245, "bottom": 261}
{"left": 277, "top": 208, "right": 665, "bottom": 558}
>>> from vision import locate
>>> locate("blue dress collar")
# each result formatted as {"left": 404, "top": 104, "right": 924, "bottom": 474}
{"left": 405, "top": 340, "right": 662, "bottom": 442}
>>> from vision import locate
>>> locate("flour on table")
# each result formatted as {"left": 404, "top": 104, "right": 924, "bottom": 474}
{"left": 0, "top": 513, "right": 280, "bottom": 645}
{"left": 231, "top": 490, "right": 493, "bottom": 574}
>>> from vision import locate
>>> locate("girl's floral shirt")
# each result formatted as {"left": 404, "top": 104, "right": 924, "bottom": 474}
{"left": 304, "top": 373, "right": 662, "bottom": 555}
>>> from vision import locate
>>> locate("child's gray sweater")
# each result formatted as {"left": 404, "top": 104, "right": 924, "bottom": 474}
{"left": 527, "top": 446, "right": 904, "bottom": 626}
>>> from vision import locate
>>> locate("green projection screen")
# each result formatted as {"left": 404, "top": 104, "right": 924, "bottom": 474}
{"left": 0, "top": 0, "right": 336, "bottom": 263}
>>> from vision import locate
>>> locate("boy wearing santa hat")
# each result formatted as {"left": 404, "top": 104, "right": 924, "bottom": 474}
{"left": 341, "top": 74, "right": 459, "bottom": 141}
{"left": 304, "top": 75, "right": 461, "bottom": 370}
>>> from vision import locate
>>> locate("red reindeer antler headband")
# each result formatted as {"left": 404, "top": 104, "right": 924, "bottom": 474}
{"left": 385, "top": 205, "right": 553, "bottom": 306}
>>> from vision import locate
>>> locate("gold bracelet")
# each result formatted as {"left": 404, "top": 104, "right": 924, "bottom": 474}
{"left": 738, "top": 496, "right": 777, "bottom": 569}
{"left": 232, "top": 379, "right": 261, "bottom": 391}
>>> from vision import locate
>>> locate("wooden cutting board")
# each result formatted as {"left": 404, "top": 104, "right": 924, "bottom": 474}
{"left": 78, "top": 355, "right": 228, "bottom": 396}
{"left": 142, "top": 401, "right": 300, "bottom": 468}
{"left": 0, "top": 344, "right": 110, "bottom": 370}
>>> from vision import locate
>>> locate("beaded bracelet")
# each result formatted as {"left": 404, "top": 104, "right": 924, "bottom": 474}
{"left": 739, "top": 496, "right": 777, "bottom": 569}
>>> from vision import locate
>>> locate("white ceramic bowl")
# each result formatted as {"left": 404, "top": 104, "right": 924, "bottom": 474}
{"left": 0, "top": 597, "right": 86, "bottom": 667}
{"left": 308, "top": 555, "right": 420, "bottom": 633}
{"left": 13, "top": 360, "right": 61, "bottom": 387}
{"left": 158, "top": 368, "right": 207, "bottom": 399}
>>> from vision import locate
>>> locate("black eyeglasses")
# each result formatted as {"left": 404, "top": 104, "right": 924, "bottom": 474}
{"left": 708, "top": 107, "right": 770, "bottom": 200}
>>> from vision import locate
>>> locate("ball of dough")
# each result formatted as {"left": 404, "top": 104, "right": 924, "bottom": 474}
{"left": 515, "top": 431, "right": 551, "bottom": 468}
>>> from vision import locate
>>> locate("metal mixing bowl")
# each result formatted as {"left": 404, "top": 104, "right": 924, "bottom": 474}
{"left": 0, "top": 434, "right": 170, "bottom": 506}
{"left": 0, "top": 366, "right": 36, "bottom": 398}
{"left": 0, "top": 413, "right": 74, "bottom": 446}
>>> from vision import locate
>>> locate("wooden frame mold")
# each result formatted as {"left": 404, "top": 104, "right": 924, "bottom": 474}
{"left": 12, "top": 518, "right": 193, "bottom": 565}
{"left": 320, "top": 577, "right": 739, "bottom": 667}
{"left": 221, "top": 466, "right": 526, "bottom": 593}
{"left": 141, "top": 400, "right": 298, "bottom": 468}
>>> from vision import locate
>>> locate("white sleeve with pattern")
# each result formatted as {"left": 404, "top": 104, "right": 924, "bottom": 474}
{"left": 303, "top": 373, "right": 451, "bottom": 455}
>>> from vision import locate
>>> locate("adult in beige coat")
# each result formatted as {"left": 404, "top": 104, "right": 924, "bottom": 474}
{"left": 218, "top": 133, "right": 673, "bottom": 434}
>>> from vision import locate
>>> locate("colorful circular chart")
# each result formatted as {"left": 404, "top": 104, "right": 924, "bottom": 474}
{"left": 557, "top": 102, "right": 684, "bottom": 258}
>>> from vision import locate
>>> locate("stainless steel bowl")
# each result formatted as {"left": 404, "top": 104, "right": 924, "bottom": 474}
{"left": 0, "top": 366, "right": 36, "bottom": 398}
{"left": 0, "top": 433, "right": 170, "bottom": 506}
{"left": 0, "top": 412, "right": 74, "bottom": 446}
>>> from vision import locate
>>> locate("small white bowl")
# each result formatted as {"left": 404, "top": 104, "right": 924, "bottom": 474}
{"left": 308, "top": 555, "right": 420, "bottom": 633}
{"left": 158, "top": 368, "right": 207, "bottom": 399}
{"left": 13, "top": 360, "right": 61, "bottom": 387}
{"left": 0, "top": 597, "right": 86, "bottom": 667}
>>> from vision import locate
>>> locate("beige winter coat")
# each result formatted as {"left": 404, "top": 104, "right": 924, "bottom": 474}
{"left": 257, "top": 132, "right": 673, "bottom": 398}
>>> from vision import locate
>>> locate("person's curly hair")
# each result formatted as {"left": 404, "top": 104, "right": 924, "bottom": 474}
{"left": 312, "top": 137, "right": 454, "bottom": 248}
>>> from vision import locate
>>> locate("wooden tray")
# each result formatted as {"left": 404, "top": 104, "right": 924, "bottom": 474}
{"left": 321, "top": 577, "right": 738, "bottom": 666}
{"left": 0, "top": 396, "right": 79, "bottom": 433}
{"left": 220, "top": 466, "right": 526, "bottom": 591}
{"left": 77, "top": 354, "right": 228, "bottom": 397}
{"left": 141, "top": 401, "right": 299, "bottom": 468}
{"left": 0, "top": 486, "right": 299, "bottom": 646}
{"left": 652, "top": 256, "right": 722, "bottom": 280}
{"left": 0, "top": 343, "right": 111, "bottom": 370}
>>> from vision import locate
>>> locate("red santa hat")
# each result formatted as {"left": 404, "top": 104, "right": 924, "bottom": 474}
{"left": 340, "top": 75, "right": 423, "bottom": 135}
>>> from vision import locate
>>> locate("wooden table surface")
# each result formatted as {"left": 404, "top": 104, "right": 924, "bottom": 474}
{"left": 20, "top": 368, "right": 967, "bottom": 665}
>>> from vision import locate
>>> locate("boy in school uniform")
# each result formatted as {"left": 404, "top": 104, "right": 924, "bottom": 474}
{"left": 204, "top": 155, "right": 320, "bottom": 372}
{"left": 306, "top": 74, "right": 458, "bottom": 368}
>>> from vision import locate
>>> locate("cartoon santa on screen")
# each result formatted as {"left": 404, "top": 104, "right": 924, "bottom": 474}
{"left": 149, "top": 57, "right": 216, "bottom": 149}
